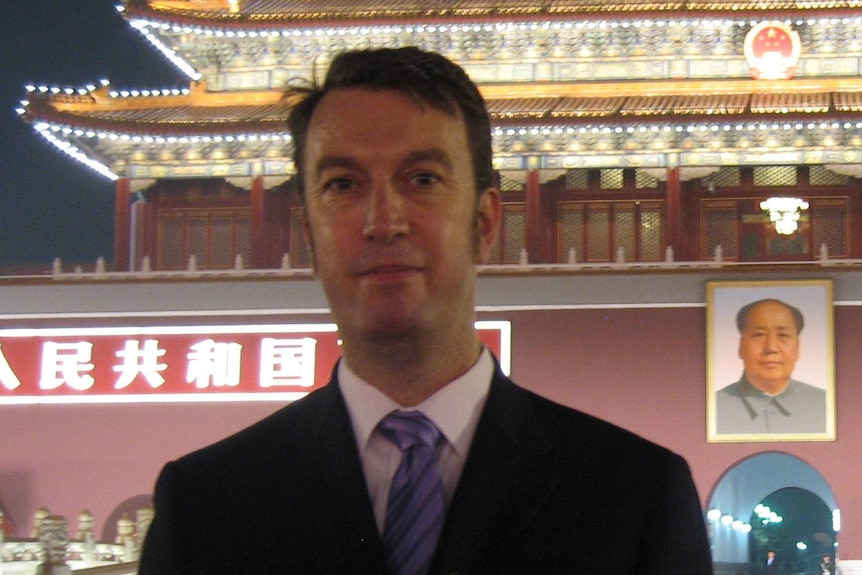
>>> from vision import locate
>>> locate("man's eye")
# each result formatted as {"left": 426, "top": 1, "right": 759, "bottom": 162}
{"left": 412, "top": 173, "right": 439, "bottom": 186}
{"left": 323, "top": 178, "right": 353, "bottom": 193}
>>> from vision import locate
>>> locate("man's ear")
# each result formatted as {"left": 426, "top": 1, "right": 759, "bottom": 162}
{"left": 476, "top": 187, "right": 502, "bottom": 264}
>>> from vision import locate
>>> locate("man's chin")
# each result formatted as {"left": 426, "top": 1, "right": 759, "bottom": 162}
{"left": 363, "top": 319, "right": 425, "bottom": 342}
{"left": 340, "top": 311, "right": 428, "bottom": 341}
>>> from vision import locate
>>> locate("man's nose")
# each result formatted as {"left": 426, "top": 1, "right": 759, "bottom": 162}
{"left": 363, "top": 182, "right": 408, "bottom": 243}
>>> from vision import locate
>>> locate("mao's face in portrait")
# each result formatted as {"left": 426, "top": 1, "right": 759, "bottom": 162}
{"left": 738, "top": 300, "right": 800, "bottom": 395}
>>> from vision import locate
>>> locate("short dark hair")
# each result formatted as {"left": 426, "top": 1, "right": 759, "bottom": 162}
{"left": 736, "top": 298, "right": 804, "bottom": 334}
{"left": 285, "top": 47, "right": 493, "bottom": 198}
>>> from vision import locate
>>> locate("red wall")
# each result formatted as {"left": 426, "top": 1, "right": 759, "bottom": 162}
{"left": 500, "top": 306, "right": 861, "bottom": 558}
{"left": 2, "top": 305, "right": 860, "bottom": 556}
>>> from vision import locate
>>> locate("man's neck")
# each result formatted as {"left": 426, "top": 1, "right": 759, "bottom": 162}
{"left": 746, "top": 374, "right": 790, "bottom": 396}
{"left": 342, "top": 331, "right": 483, "bottom": 407}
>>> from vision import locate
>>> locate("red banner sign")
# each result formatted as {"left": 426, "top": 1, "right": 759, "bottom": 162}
{"left": 0, "top": 322, "right": 510, "bottom": 404}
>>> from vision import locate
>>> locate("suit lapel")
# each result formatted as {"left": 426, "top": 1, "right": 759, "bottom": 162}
{"left": 299, "top": 378, "right": 387, "bottom": 570}
{"left": 432, "top": 372, "right": 557, "bottom": 574}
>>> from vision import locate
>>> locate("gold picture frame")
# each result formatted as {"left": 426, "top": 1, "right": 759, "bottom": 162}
{"left": 706, "top": 279, "right": 836, "bottom": 443}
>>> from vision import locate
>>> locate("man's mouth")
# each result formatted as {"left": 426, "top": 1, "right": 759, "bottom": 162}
{"left": 360, "top": 264, "right": 421, "bottom": 279}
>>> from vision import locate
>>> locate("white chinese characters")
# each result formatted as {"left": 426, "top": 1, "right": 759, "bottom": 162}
{"left": 40, "top": 341, "right": 96, "bottom": 391}
{"left": 0, "top": 343, "right": 22, "bottom": 390}
{"left": 187, "top": 339, "right": 242, "bottom": 389}
{"left": 260, "top": 337, "right": 317, "bottom": 388}
{"left": 114, "top": 340, "right": 168, "bottom": 389}
{"left": 0, "top": 335, "right": 320, "bottom": 394}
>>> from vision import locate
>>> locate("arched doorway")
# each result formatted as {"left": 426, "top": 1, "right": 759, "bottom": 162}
{"left": 707, "top": 452, "right": 838, "bottom": 575}
{"left": 748, "top": 487, "right": 836, "bottom": 575}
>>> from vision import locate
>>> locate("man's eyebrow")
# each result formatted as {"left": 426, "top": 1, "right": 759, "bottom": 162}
{"left": 312, "top": 149, "right": 452, "bottom": 179}
{"left": 312, "top": 155, "right": 361, "bottom": 179}
{"left": 400, "top": 148, "right": 454, "bottom": 171}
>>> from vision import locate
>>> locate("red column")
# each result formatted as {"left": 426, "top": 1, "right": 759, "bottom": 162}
{"left": 851, "top": 177, "right": 862, "bottom": 259}
{"left": 666, "top": 167, "right": 683, "bottom": 261}
{"left": 525, "top": 169, "right": 544, "bottom": 263}
{"left": 249, "top": 176, "right": 266, "bottom": 269}
{"left": 113, "top": 178, "right": 131, "bottom": 272}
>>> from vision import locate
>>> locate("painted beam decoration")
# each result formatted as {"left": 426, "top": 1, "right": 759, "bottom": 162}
{"left": 0, "top": 321, "right": 510, "bottom": 404}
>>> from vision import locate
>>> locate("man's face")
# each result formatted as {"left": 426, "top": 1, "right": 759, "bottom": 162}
{"left": 301, "top": 87, "right": 500, "bottom": 344}
{"left": 738, "top": 301, "right": 800, "bottom": 394}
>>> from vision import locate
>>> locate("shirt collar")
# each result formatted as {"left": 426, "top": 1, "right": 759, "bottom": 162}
{"left": 736, "top": 374, "right": 793, "bottom": 419}
{"left": 338, "top": 348, "right": 494, "bottom": 457}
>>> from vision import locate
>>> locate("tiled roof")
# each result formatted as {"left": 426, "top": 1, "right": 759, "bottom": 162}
{"left": 620, "top": 94, "right": 750, "bottom": 116}
{"left": 549, "top": 97, "right": 626, "bottom": 119}
{"left": 22, "top": 87, "right": 860, "bottom": 134}
{"left": 750, "top": 92, "right": 831, "bottom": 114}
{"left": 834, "top": 92, "right": 862, "bottom": 113}
{"left": 25, "top": 101, "right": 289, "bottom": 135}
{"left": 127, "top": 0, "right": 862, "bottom": 24}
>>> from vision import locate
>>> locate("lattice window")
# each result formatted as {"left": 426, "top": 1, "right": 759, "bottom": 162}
{"left": 188, "top": 217, "right": 208, "bottom": 265}
{"left": 236, "top": 221, "right": 250, "bottom": 265}
{"left": 499, "top": 173, "right": 525, "bottom": 193}
{"left": 753, "top": 166, "right": 797, "bottom": 187}
{"left": 501, "top": 206, "right": 526, "bottom": 264}
{"left": 157, "top": 208, "right": 250, "bottom": 270}
{"left": 702, "top": 204, "right": 738, "bottom": 260}
{"left": 211, "top": 216, "right": 235, "bottom": 267}
{"left": 558, "top": 200, "right": 664, "bottom": 262}
{"left": 160, "top": 215, "right": 184, "bottom": 269}
{"left": 558, "top": 205, "right": 585, "bottom": 261}
{"left": 713, "top": 167, "right": 741, "bottom": 188}
{"left": 290, "top": 207, "right": 312, "bottom": 268}
{"left": 613, "top": 207, "right": 636, "bottom": 261}
{"left": 587, "top": 204, "right": 612, "bottom": 261}
{"left": 565, "top": 169, "right": 589, "bottom": 191}
{"left": 600, "top": 169, "right": 624, "bottom": 190}
{"left": 812, "top": 201, "right": 847, "bottom": 258}
{"left": 640, "top": 206, "right": 663, "bottom": 261}
{"left": 809, "top": 166, "right": 851, "bottom": 186}
{"left": 635, "top": 170, "right": 659, "bottom": 189}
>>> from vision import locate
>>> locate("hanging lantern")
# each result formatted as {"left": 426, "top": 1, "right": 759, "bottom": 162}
{"left": 759, "top": 197, "right": 809, "bottom": 235}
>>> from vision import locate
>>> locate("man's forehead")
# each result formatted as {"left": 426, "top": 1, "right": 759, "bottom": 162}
{"left": 746, "top": 302, "right": 797, "bottom": 328}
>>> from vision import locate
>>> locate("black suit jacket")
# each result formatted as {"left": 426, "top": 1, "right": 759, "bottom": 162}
{"left": 139, "top": 366, "right": 713, "bottom": 574}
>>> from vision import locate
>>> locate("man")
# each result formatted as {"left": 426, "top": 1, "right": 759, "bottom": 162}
{"left": 765, "top": 550, "right": 779, "bottom": 575}
{"left": 139, "top": 47, "right": 712, "bottom": 574}
{"left": 716, "top": 298, "right": 826, "bottom": 434}
{"left": 820, "top": 553, "right": 836, "bottom": 575}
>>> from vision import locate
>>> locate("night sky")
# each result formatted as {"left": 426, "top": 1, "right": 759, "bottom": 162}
{"left": 0, "top": 0, "right": 186, "bottom": 266}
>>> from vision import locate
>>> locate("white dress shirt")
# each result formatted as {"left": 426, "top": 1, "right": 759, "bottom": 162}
{"left": 338, "top": 347, "right": 494, "bottom": 533}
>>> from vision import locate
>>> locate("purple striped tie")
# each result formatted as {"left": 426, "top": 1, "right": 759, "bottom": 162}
{"left": 378, "top": 410, "right": 445, "bottom": 575}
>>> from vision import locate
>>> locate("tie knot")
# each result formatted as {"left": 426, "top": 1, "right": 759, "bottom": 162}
{"left": 378, "top": 410, "right": 441, "bottom": 452}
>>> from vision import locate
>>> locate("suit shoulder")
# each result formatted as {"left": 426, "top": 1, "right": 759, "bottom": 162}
{"left": 789, "top": 379, "right": 826, "bottom": 397}
{"left": 717, "top": 380, "right": 743, "bottom": 397}
{"left": 173, "top": 384, "right": 339, "bottom": 470}
{"left": 511, "top": 380, "right": 681, "bottom": 461}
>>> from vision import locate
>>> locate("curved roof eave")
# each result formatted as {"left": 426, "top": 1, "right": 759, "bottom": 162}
{"left": 20, "top": 77, "right": 862, "bottom": 137}
{"left": 122, "top": 0, "right": 862, "bottom": 30}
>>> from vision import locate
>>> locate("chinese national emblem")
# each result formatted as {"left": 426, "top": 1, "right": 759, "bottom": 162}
{"left": 744, "top": 21, "right": 802, "bottom": 80}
